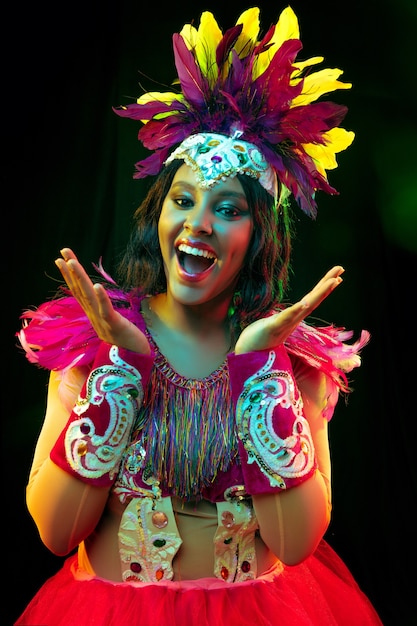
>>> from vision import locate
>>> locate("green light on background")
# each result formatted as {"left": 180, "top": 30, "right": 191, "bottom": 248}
{"left": 375, "top": 128, "right": 417, "bottom": 254}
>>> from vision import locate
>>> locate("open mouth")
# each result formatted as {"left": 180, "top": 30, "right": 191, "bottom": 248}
{"left": 177, "top": 243, "right": 217, "bottom": 275}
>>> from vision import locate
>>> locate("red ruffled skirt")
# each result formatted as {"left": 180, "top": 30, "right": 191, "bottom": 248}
{"left": 15, "top": 539, "right": 382, "bottom": 625}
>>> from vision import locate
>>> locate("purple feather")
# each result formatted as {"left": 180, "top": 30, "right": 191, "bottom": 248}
{"left": 173, "top": 33, "right": 207, "bottom": 108}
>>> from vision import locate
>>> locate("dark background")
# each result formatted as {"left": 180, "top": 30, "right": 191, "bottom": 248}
{"left": 3, "top": 1, "right": 416, "bottom": 624}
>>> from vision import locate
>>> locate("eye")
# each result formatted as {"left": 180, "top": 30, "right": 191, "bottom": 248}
{"left": 174, "top": 196, "right": 194, "bottom": 209}
{"left": 217, "top": 204, "right": 248, "bottom": 220}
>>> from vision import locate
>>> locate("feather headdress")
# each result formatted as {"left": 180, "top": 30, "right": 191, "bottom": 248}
{"left": 114, "top": 6, "right": 354, "bottom": 217}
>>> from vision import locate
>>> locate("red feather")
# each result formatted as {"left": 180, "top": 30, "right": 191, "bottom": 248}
{"left": 215, "top": 24, "right": 243, "bottom": 69}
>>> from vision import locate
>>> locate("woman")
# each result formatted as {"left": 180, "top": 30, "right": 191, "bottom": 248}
{"left": 15, "top": 6, "right": 383, "bottom": 625}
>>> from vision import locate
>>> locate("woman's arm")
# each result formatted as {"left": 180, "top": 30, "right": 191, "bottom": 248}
{"left": 230, "top": 266, "right": 345, "bottom": 564}
{"left": 25, "top": 248, "right": 153, "bottom": 556}
{"left": 253, "top": 365, "right": 334, "bottom": 565}
{"left": 26, "top": 368, "right": 111, "bottom": 556}
{"left": 27, "top": 338, "right": 154, "bottom": 556}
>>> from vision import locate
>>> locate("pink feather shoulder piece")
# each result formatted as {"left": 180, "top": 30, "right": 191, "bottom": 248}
{"left": 285, "top": 321, "right": 370, "bottom": 392}
{"left": 17, "top": 283, "right": 369, "bottom": 389}
{"left": 17, "top": 285, "right": 146, "bottom": 373}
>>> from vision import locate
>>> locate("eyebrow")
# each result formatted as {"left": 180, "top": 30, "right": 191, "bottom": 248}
{"left": 215, "top": 190, "right": 247, "bottom": 200}
{"left": 171, "top": 181, "right": 247, "bottom": 201}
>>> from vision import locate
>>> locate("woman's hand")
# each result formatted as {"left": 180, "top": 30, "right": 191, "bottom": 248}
{"left": 234, "top": 266, "right": 345, "bottom": 354}
{"left": 55, "top": 248, "right": 150, "bottom": 355}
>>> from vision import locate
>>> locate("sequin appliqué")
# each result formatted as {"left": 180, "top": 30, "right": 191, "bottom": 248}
{"left": 64, "top": 346, "right": 144, "bottom": 481}
{"left": 119, "top": 496, "right": 182, "bottom": 583}
{"left": 213, "top": 491, "right": 258, "bottom": 582}
{"left": 235, "top": 350, "right": 315, "bottom": 489}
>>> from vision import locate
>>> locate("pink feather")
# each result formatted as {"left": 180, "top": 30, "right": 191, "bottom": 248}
{"left": 17, "top": 275, "right": 369, "bottom": 398}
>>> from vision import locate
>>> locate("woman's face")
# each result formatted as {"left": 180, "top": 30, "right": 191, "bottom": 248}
{"left": 158, "top": 164, "right": 254, "bottom": 307}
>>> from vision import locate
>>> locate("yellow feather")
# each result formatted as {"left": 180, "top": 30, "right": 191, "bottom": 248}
{"left": 180, "top": 23, "right": 198, "bottom": 49}
{"left": 234, "top": 7, "right": 260, "bottom": 57}
{"left": 196, "top": 12, "right": 223, "bottom": 85}
{"left": 292, "top": 69, "right": 352, "bottom": 107}
{"left": 303, "top": 128, "right": 355, "bottom": 175}
{"left": 255, "top": 6, "right": 300, "bottom": 79}
{"left": 293, "top": 56, "right": 324, "bottom": 73}
{"left": 136, "top": 92, "right": 184, "bottom": 124}
{"left": 272, "top": 5, "right": 300, "bottom": 47}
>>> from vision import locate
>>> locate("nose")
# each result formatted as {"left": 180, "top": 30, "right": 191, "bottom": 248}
{"left": 183, "top": 202, "right": 213, "bottom": 235}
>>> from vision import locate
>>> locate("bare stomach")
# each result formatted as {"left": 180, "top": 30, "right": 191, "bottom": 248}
{"left": 80, "top": 495, "right": 278, "bottom": 582}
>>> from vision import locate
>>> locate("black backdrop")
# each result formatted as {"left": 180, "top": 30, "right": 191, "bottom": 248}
{"left": 3, "top": 1, "right": 416, "bottom": 624}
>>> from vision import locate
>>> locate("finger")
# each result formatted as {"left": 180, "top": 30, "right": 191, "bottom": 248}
{"left": 93, "top": 283, "right": 116, "bottom": 321}
{"left": 300, "top": 266, "right": 345, "bottom": 309}
{"left": 55, "top": 249, "right": 80, "bottom": 287}
{"left": 309, "top": 265, "right": 344, "bottom": 294}
{"left": 55, "top": 257, "right": 75, "bottom": 290}
{"left": 55, "top": 258, "right": 85, "bottom": 300}
{"left": 60, "top": 247, "right": 78, "bottom": 262}
{"left": 55, "top": 256, "right": 100, "bottom": 315}
{"left": 301, "top": 275, "right": 343, "bottom": 311}
{"left": 277, "top": 273, "right": 343, "bottom": 331}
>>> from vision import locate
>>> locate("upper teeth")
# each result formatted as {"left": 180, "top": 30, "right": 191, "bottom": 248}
{"left": 178, "top": 244, "right": 216, "bottom": 259}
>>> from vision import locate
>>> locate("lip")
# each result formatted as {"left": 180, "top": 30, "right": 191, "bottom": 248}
{"left": 174, "top": 238, "right": 218, "bottom": 283}
{"left": 175, "top": 238, "right": 217, "bottom": 256}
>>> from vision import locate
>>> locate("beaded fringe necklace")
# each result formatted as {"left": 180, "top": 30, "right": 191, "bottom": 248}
{"left": 132, "top": 333, "right": 239, "bottom": 501}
